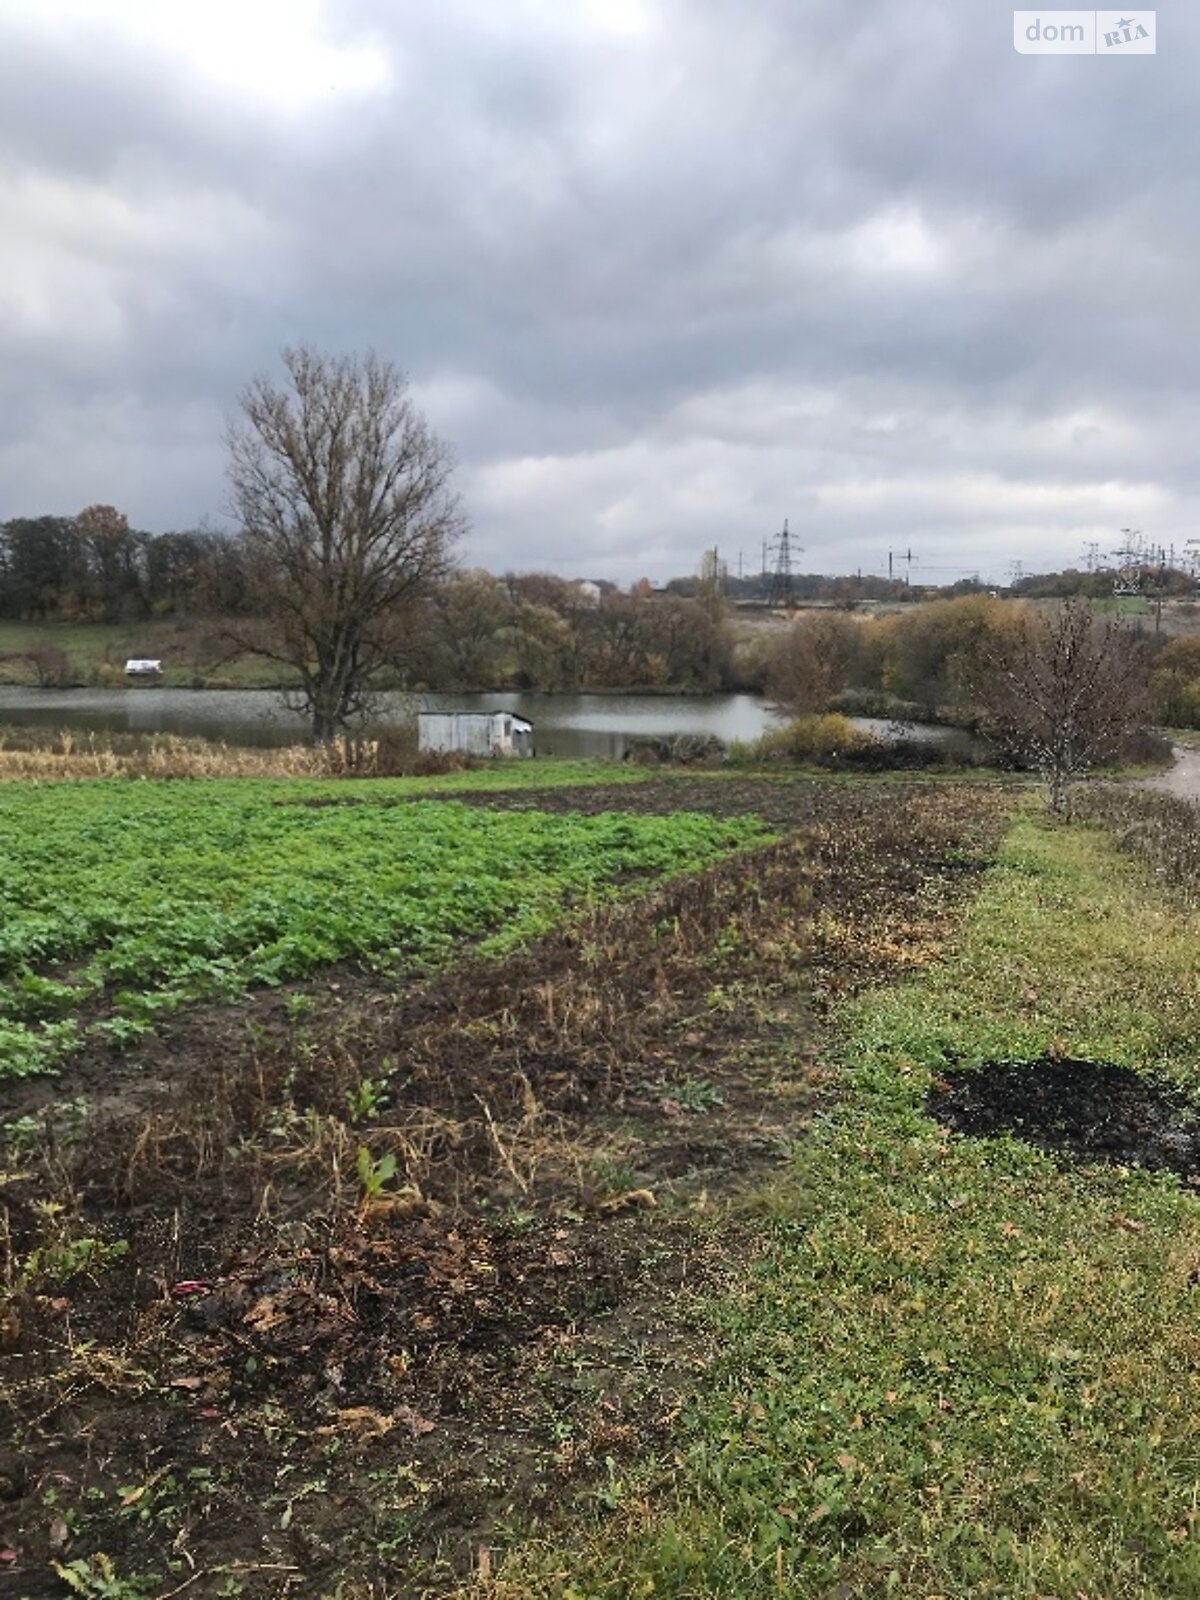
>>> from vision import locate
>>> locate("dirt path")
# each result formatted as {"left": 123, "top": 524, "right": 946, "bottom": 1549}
{"left": 1137, "top": 743, "right": 1200, "bottom": 801}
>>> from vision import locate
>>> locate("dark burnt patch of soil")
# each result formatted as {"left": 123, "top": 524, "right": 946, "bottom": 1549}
{"left": 928, "top": 1057, "right": 1200, "bottom": 1181}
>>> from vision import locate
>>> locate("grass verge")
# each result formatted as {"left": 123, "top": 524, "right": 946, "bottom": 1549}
{"left": 487, "top": 809, "right": 1200, "bottom": 1599}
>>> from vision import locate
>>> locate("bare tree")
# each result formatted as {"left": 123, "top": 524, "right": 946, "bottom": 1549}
{"left": 227, "top": 347, "right": 464, "bottom": 741}
{"left": 974, "top": 599, "right": 1150, "bottom": 814}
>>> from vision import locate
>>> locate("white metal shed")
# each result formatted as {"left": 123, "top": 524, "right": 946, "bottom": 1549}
{"left": 418, "top": 710, "right": 534, "bottom": 758}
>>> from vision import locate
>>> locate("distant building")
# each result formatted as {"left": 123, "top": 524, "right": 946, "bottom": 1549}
{"left": 575, "top": 580, "right": 602, "bottom": 605}
{"left": 124, "top": 659, "right": 162, "bottom": 678}
{"left": 418, "top": 710, "right": 534, "bottom": 759}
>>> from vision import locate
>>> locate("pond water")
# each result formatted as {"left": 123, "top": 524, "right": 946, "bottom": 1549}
{"left": 0, "top": 687, "right": 782, "bottom": 759}
{"left": 850, "top": 716, "right": 986, "bottom": 760}
{"left": 0, "top": 687, "right": 990, "bottom": 762}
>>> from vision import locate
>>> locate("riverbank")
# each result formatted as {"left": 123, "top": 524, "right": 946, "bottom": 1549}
{"left": 0, "top": 619, "right": 288, "bottom": 690}
{"left": 0, "top": 621, "right": 747, "bottom": 698}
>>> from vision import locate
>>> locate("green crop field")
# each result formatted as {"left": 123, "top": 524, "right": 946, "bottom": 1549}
{"left": 0, "top": 778, "right": 766, "bottom": 1080}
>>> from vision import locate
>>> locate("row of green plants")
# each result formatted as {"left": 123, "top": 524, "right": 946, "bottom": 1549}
{"left": 0, "top": 779, "right": 766, "bottom": 1079}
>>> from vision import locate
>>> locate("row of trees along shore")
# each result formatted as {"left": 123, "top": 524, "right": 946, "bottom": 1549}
{"left": 2, "top": 347, "right": 1199, "bottom": 741}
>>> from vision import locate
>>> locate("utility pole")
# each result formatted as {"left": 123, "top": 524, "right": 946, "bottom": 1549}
{"left": 887, "top": 547, "right": 913, "bottom": 587}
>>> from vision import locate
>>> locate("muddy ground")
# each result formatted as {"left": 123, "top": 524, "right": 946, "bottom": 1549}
{"left": 0, "top": 777, "right": 1010, "bottom": 1600}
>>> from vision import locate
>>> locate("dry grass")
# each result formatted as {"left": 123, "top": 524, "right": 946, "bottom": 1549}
{"left": 0, "top": 728, "right": 472, "bottom": 781}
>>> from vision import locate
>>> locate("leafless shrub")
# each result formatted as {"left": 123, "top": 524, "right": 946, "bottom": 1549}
{"left": 24, "top": 646, "right": 72, "bottom": 687}
{"left": 971, "top": 599, "right": 1151, "bottom": 814}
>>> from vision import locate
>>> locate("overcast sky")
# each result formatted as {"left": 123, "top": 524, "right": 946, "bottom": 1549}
{"left": 0, "top": 1, "right": 1194, "bottom": 583}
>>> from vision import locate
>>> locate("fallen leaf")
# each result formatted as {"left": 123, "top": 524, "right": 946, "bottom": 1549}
{"left": 120, "top": 1467, "right": 169, "bottom": 1508}
{"left": 327, "top": 1407, "right": 394, "bottom": 1442}
{"left": 169, "top": 1280, "right": 215, "bottom": 1299}
{"left": 599, "top": 1188, "right": 656, "bottom": 1214}
{"left": 394, "top": 1404, "right": 435, "bottom": 1437}
{"left": 47, "top": 1518, "right": 69, "bottom": 1552}
{"left": 244, "top": 1296, "right": 288, "bottom": 1334}
{"left": 168, "top": 1376, "right": 205, "bottom": 1392}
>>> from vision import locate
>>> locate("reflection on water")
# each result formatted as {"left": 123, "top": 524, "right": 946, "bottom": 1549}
{"left": 0, "top": 689, "right": 991, "bottom": 762}
{"left": 849, "top": 716, "right": 985, "bottom": 758}
{"left": 0, "top": 686, "right": 782, "bottom": 758}
{"left": 426, "top": 692, "right": 781, "bottom": 759}
{"left": 0, "top": 687, "right": 309, "bottom": 748}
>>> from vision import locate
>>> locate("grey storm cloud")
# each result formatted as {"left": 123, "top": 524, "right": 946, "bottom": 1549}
{"left": 0, "top": 0, "right": 1197, "bottom": 582}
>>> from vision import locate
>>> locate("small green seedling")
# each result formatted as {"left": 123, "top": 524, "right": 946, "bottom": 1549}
{"left": 356, "top": 1146, "right": 398, "bottom": 1202}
